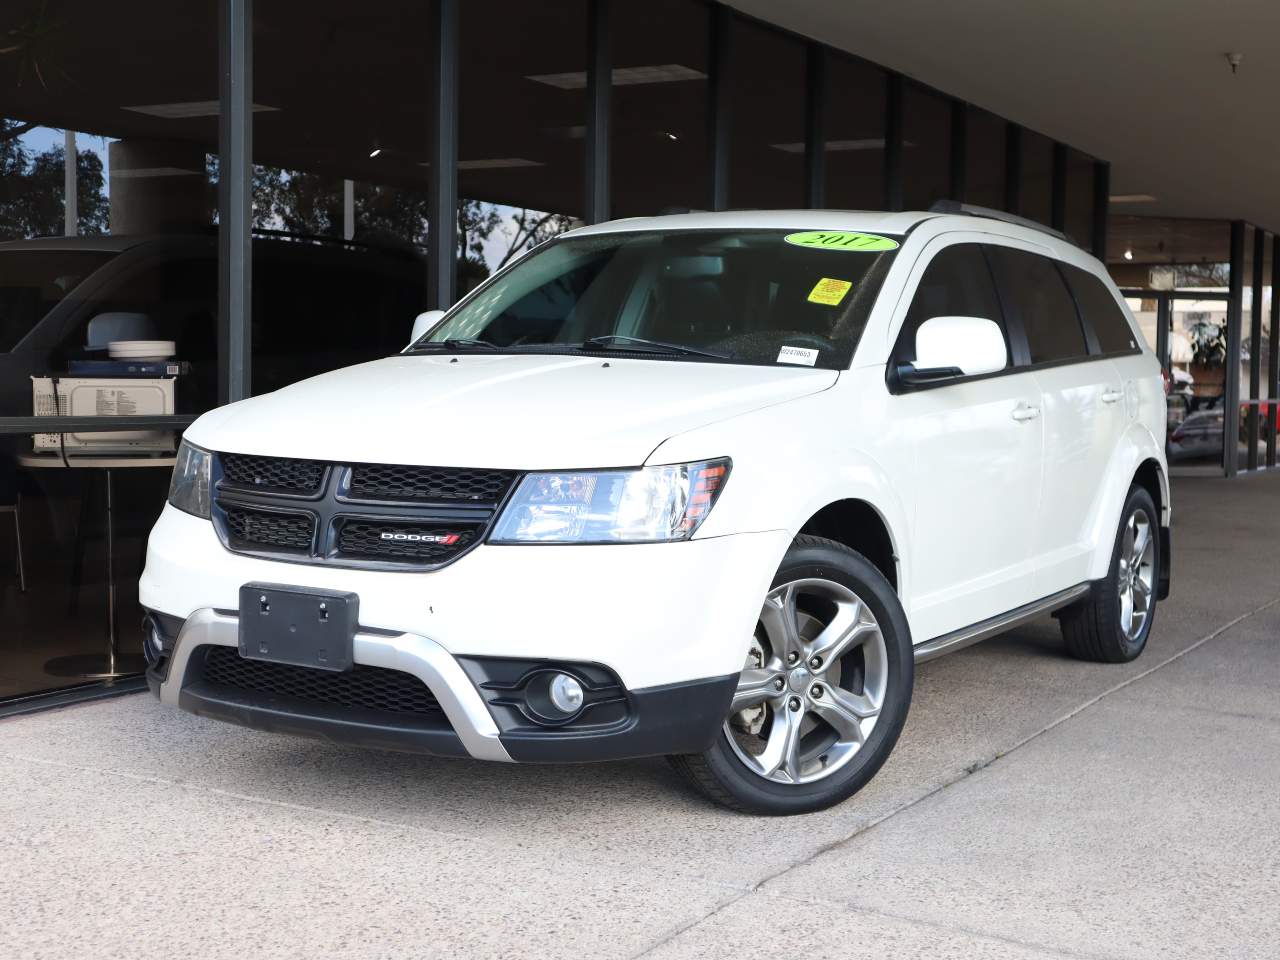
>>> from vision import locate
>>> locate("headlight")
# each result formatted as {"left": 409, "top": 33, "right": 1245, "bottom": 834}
{"left": 168, "top": 440, "right": 212, "bottom": 519}
{"left": 490, "top": 459, "right": 730, "bottom": 544}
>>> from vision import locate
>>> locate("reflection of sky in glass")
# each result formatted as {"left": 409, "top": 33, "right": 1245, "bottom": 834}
{"left": 17, "top": 125, "right": 115, "bottom": 197}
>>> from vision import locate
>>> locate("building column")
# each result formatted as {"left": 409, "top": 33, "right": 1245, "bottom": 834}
{"left": 63, "top": 130, "right": 77, "bottom": 236}
{"left": 427, "top": 0, "right": 459, "bottom": 309}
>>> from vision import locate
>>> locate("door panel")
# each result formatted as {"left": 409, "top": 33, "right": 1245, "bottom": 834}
{"left": 1030, "top": 360, "right": 1126, "bottom": 590}
{"left": 897, "top": 373, "right": 1044, "bottom": 642}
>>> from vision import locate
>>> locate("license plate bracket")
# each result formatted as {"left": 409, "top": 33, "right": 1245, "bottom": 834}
{"left": 238, "top": 583, "right": 358, "bottom": 672}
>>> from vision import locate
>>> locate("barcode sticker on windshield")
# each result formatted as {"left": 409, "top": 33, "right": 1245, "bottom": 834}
{"left": 808, "top": 277, "right": 852, "bottom": 306}
{"left": 778, "top": 345, "right": 819, "bottom": 366}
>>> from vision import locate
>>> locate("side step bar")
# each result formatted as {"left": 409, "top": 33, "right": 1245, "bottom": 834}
{"left": 913, "top": 583, "right": 1091, "bottom": 663}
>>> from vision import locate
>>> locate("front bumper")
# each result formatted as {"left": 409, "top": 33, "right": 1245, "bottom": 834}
{"left": 148, "top": 609, "right": 738, "bottom": 762}
{"left": 141, "top": 504, "right": 789, "bottom": 691}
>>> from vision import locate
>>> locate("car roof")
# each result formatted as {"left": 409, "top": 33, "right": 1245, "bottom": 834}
{"left": 566, "top": 209, "right": 1096, "bottom": 267}
{"left": 568, "top": 209, "right": 935, "bottom": 238}
{"left": 0, "top": 233, "right": 154, "bottom": 253}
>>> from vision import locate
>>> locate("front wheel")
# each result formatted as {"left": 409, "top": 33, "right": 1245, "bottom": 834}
{"left": 669, "top": 535, "right": 913, "bottom": 815}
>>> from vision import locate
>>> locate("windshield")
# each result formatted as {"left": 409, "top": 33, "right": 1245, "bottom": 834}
{"left": 0, "top": 250, "right": 116, "bottom": 352}
{"left": 411, "top": 229, "right": 900, "bottom": 370}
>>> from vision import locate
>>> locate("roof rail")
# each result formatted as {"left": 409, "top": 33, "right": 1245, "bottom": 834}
{"left": 928, "top": 200, "right": 1076, "bottom": 247}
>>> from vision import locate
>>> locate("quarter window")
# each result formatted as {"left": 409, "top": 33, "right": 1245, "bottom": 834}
{"left": 986, "top": 246, "right": 1088, "bottom": 364}
{"left": 1061, "top": 264, "right": 1139, "bottom": 355}
{"left": 896, "top": 243, "right": 1008, "bottom": 365}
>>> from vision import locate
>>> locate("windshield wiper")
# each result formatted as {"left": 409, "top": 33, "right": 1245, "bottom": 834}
{"left": 410, "top": 337, "right": 500, "bottom": 352}
{"left": 578, "top": 335, "right": 729, "bottom": 360}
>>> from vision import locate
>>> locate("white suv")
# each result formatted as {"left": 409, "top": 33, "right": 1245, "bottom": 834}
{"left": 142, "top": 209, "right": 1170, "bottom": 814}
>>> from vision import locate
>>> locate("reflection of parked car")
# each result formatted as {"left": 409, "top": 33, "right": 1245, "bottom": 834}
{"left": 142, "top": 209, "right": 1171, "bottom": 814}
{"left": 1168, "top": 407, "right": 1224, "bottom": 462}
{"left": 0, "top": 232, "right": 428, "bottom": 417}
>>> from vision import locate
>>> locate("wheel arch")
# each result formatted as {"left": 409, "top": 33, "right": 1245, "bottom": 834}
{"left": 797, "top": 498, "right": 900, "bottom": 592}
{"left": 1086, "top": 424, "right": 1170, "bottom": 587}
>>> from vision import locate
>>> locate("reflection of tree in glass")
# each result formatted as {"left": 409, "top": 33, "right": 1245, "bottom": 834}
{"left": 245, "top": 162, "right": 571, "bottom": 287}
{"left": 0, "top": 119, "right": 108, "bottom": 239}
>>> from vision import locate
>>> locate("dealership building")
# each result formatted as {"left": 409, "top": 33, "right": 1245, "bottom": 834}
{"left": 0, "top": 0, "right": 1274, "bottom": 708}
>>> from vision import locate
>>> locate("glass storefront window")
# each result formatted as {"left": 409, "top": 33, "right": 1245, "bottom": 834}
{"left": 824, "top": 54, "right": 886, "bottom": 211}
{"left": 902, "top": 83, "right": 950, "bottom": 212}
{"left": 964, "top": 106, "right": 1005, "bottom": 210}
{"left": 252, "top": 0, "right": 434, "bottom": 396}
{"left": 1064, "top": 149, "right": 1095, "bottom": 248}
{"left": 0, "top": 1, "right": 217, "bottom": 700}
{"left": 611, "top": 0, "right": 710, "bottom": 218}
{"left": 1020, "top": 128, "right": 1053, "bottom": 225}
{"left": 728, "top": 16, "right": 805, "bottom": 209}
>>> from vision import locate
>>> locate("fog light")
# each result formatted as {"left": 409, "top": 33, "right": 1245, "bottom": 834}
{"left": 548, "top": 673, "right": 584, "bottom": 714}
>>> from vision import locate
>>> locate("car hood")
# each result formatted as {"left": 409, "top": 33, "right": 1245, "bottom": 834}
{"left": 186, "top": 353, "right": 838, "bottom": 469}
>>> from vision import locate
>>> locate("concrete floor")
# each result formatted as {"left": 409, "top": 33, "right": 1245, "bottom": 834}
{"left": 0, "top": 475, "right": 1276, "bottom": 959}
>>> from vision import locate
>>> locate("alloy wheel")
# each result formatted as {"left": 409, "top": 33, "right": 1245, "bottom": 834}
{"left": 1118, "top": 507, "right": 1156, "bottom": 641}
{"left": 726, "top": 578, "right": 888, "bottom": 785}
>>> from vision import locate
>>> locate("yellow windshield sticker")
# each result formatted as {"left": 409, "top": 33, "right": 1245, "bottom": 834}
{"left": 808, "top": 277, "right": 853, "bottom": 306}
{"left": 785, "top": 230, "right": 899, "bottom": 251}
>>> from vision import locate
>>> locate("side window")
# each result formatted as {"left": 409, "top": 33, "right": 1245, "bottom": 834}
{"left": 985, "top": 245, "right": 1088, "bottom": 364}
{"left": 1061, "top": 263, "right": 1139, "bottom": 355}
{"left": 895, "top": 243, "right": 1008, "bottom": 365}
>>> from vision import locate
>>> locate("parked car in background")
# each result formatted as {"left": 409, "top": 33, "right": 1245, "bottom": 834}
{"left": 141, "top": 208, "right": 1171, "bottom": 814}
{"left": 0, "top": 232, "right": 428, "bottom": 417}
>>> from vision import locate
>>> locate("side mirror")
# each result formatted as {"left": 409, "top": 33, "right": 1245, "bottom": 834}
{"left": 898, "top": 315, "right": 1007, "bottom": 386}
{"left": 409, "top": 309, "right": 445, "bottom": 347}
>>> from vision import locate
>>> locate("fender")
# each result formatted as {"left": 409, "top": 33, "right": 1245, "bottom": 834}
{"left": 1085, "top": 419, "right": 1169, "bottom": 583}
{"left": 650, "top": 384, "right": 914, "bottom": 607}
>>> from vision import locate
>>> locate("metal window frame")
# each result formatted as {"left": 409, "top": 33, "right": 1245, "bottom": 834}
{"left": 1270, "top": 233, "right": 1280, "bottom": 468}
{"left": 1247, "top": 225, "right": 1265, "bottom": 469}
{"left": 1224, "top": 220, "right": 1245, "bottom": 477}
{"left": 427, "top": 0, "right": 459, "bottom": 309}
{"left": 1003, "top": 122, "right": 1022, "bottom": 216}
{"left": 584, "top": 0, "right": 611, "bottom": 224}
{"left": 1091, "top": 161, "right": 1110, "bottom": 261}
{"left": 803, "top": 42, "right": 826, "bottom": 209}
{"left": 883, "top": 73, "right": 903, "bottom": 212}
{"left": 218, "top": 0, "right": 252, "bottom": 403}
{"left": 948, "top": 99, "right": 967, "bottom": 203}
{"left": 707, "top": 3, "right": 733, "bottom": 211}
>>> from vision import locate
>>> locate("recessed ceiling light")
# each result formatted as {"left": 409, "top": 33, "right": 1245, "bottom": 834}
{"left": 368, "top": 147, "right": 382, "bottom": 158}
{"left": 527, "top": 64, "right": 706, "bottom": 89}
{"left": 122, "top": 101, "right": 279, "bottom": 119}
{"left": 109, "top": 166, "right": 202, "bottom": 179}
{"left": 1124, "top": 249, "right": 1135, "bottom": 260}
{"left": 771, "top": 138, "right": 889, "bottom": 154}
{"left": 664, "top": 131, "right": 679, "bottom": 141}
{"left": 1110, "top": 194, "right": 1157, "bottom": 204}
{"left": 457, "top": 158, "right": 544, "bottom": 170}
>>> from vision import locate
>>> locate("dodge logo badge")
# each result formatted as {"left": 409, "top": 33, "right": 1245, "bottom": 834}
{"left": 380, "top": 531, "right": 461, "bottom": 545}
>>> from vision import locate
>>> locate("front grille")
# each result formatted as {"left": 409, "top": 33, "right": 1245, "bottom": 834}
{"left": 199, "top": 645, "right": 444, "bottom": 717}
{"left": 348, "top": 463, "right": 514, "bottom": 503}
{"left": 222, "top": 453, "right": 325, "bottom": 495}
{"left": 337, "top": 519, "right": 479, "bottom": 563}
{"left": 213, "top": 452, "right": 514, "bottom": 570}
{"left": 224, "top": 506, "right": 315, "bottom": 553}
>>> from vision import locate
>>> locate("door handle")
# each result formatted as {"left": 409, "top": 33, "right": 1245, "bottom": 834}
{"left": 1101, "top": 389, "right": 1124, "bottom": 404}
{"left": 1011, "top": 403, "right": 1041, "bottom": 422}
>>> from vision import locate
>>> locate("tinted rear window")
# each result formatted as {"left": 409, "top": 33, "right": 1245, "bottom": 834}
{"left": 1061, "top": 263, "right": 1139, "bottom": 355}
{"left": 985, "top": 246, "right": 1088, "bottom": 364}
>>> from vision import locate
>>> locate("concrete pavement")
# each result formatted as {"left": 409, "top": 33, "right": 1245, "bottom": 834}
{"left": 0, "top": 474, "right": 1276, "bottom": 959}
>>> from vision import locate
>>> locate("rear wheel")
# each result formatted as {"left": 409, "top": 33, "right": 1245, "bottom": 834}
{"left": 1059, "top": 485, "right": 1159, "bottom": 663}
{"left": 669, "top": 535, "right": 913, "bottom": 815}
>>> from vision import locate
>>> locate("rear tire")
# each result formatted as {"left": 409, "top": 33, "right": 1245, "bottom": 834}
{"left": 669, "top": 535, "right": 913, "bottom": 815}
{"left": 1060, "top": 485, "right": 1159, "bottom": 663}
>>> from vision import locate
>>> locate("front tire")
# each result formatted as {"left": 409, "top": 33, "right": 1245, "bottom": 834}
{"left": 669, "top": 535, "right": 913, "bottom": 815}
{"left": 1059, "top": 484, "right": 1159, "bottom": 663}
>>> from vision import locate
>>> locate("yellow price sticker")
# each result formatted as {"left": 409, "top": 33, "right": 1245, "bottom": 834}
{"left": 808, "top": 277, "right": 853, "bottom": 306}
